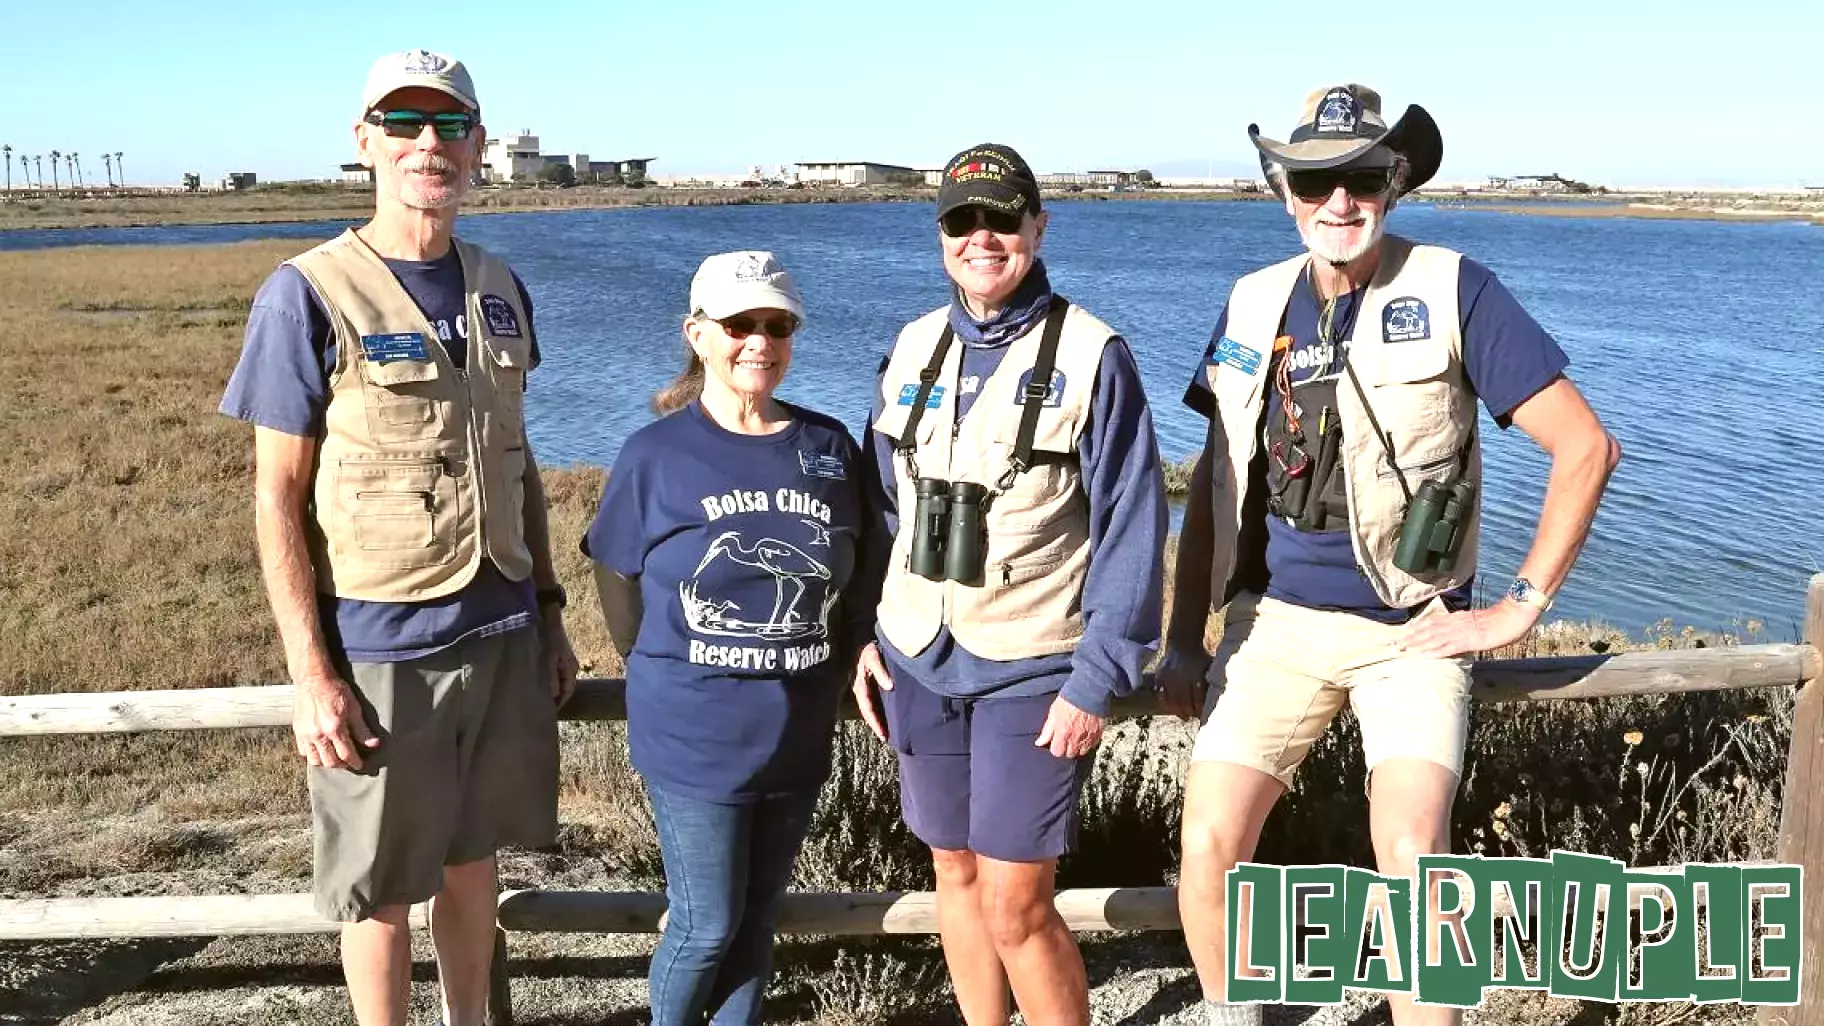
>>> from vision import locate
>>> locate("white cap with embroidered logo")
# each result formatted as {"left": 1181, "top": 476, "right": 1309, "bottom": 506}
{"left": 689, "top": 251, "right": 807, "bottom": 321}
{"left": 361, "top": 49, "right": 479, "bottom": 113}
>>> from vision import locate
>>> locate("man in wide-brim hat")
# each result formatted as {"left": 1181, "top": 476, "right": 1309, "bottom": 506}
{"left": 1157, "top": 84, "right": 1622, "bottom": 1026}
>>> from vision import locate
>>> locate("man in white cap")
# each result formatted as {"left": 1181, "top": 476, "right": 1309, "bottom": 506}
{"left": 219, "top": 49, "right": 576, "bottom": 1026}
{"left": 1158, "top": 84, "right": 1620, "bottom": 1025}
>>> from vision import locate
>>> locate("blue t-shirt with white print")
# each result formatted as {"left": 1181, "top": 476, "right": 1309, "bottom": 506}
{"left": 218, "top": 248, "right": 541, "bottom": 662}
{"left": 583, "top": 401, "right": 879, "bottom": 803}
{"left": 1184, "top": 256, "right": 1569, "bottom": 623}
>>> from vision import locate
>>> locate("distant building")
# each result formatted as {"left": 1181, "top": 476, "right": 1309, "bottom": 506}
{"left": 220, "top": 172, "right": 257, "bottom": 191}
{"left": 1037, "top": 170, "right": 1139, "bottom": 188}
{"left": 482, "top": 132, "right": 544, "bottom": 183}
{"left": 338, "top": 162, "right": 372, "bottom": 185}
{"left": 795, "top": 161, "right": 923, "bottom": 187}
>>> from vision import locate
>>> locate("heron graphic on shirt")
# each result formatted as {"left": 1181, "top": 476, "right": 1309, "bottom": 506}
{"left": 680, "top": 530, "right": 834, "bottom": 640}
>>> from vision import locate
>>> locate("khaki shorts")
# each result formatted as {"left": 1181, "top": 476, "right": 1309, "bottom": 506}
{"left": 1191, "top": 593, "right": 1472, "bottom": 786}
{"left": 311, "top": 626, "right": 559, "bottom": 922}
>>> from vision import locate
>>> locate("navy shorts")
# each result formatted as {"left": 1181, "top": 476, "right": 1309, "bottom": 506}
{"left": 882, "top": 679, "right": 1092, "bottom": 864}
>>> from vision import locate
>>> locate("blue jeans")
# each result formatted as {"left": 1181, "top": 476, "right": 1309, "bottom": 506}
{"left": 646, "top": 782, "right": 819, "bottom": 1025}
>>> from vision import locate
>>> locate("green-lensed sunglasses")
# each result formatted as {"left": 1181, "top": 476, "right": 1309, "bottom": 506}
{"left": 363, "top": 109, "right": 478, "bottom": 141}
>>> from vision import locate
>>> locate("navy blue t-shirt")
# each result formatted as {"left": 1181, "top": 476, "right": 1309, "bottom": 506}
{"left": 583, "top": 401, "right": 877, "bottom": 803}
{"left": 1185, "top": 256, "right": 1569, "bottom": 623}
{"left": 219, "top": 248, "right": 542, "bottom": 662}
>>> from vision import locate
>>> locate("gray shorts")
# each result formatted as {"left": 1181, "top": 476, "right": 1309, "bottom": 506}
{"left": 311, "top": 626, "right": 559, "bottom": 922}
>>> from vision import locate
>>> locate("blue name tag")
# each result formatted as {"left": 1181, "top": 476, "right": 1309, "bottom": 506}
{"left": 897, "top": 383, "right": 947, "bottom": 409}
{"left": 360, "top": 332, "right": 429, "bottom": 364}
{"left": 1212, "top": 336, "right": 1264, "bottom": 377}
{"left": 799, "top": 452, "right": 847, "bottom": 481}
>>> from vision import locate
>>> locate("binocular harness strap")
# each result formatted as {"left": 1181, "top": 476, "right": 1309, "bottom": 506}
{"left": 999, "top": 295, "right": 1073, "bottom": 491}
{"left": 896, "top": 324, "right": 958, "bottom": 480}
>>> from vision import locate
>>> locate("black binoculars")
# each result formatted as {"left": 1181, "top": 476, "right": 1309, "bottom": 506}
{"left": 1393, "top": 478, "right": 1476, "bottom": 575}
{"left": 909, "top": 478, "right": 989, "bottom": 585}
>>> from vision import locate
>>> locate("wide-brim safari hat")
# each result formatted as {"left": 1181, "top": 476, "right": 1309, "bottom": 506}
{"left": 1249, "top": 84, "right": 1441, "bottom": 199}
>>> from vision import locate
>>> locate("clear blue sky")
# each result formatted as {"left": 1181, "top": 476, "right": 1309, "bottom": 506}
{"left": 2, "top": 0, "right": 1817, "bottom": 189}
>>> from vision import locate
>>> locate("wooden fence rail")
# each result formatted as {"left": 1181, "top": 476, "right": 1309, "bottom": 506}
{"left": 0, "top": 574, "right": 1818, "bottom": 1026}
{"left": 3, "top": 644, "right": 1817, "bottom": 736}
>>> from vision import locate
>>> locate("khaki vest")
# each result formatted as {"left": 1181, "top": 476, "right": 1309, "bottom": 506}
{"left": 871, "top": 302, "right": 1115, "bottom": 660}
{"left": 1205, "top": 235, "right": 1481, "bottom": 610}
{"left": 289, "top": 229, "right": 535, "bottom": 602}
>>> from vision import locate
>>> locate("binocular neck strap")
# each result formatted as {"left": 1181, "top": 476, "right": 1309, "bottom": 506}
{"left": 1001, "top": 295, "right": 1073, "bottom": 488}
{"left": 896, "top": 324, "right": 958, "bottom": 477}
{"left": 1339, "top": 355, "right": 1414, "bottom": 505}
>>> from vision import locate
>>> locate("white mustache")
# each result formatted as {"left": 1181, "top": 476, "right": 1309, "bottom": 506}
{"left": 402, "top": 156, "right": 455, "bottom": 175}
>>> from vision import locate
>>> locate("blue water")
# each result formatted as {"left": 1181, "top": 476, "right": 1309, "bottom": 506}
{"left": 7, "top": 201, "right": 1820, "bottom": 637}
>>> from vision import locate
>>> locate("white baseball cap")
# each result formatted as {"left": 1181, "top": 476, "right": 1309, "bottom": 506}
{"left": 361, "top": 50, "right": 479, "bottom": 113}
{"left": 689, "top": 251, "right": 807, "bottom": 322}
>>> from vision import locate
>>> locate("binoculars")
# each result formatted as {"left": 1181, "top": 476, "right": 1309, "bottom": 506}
{"left": 909, "top": 478, "right": 989, "bottom": 585}
{"left": 1393, "top": 478, "right": 1476, "bottom": 575}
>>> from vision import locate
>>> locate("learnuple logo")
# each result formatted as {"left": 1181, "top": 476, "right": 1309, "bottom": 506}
{"left": 1315, "top": 89, "right": 1362, "bottom": 135}
{"left": 1383, "top": 297, "right": 1431, "bottom": 343}
{"left": 479, "top": 295, "right": 521, "bottom": 338}
{"left": 1226, "top": 855, "right": 1803, "bottom": 1008}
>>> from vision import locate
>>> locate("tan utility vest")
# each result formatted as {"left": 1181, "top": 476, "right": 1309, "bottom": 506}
{"left": 289, "top": 229, "right": 535, "bottom": 602}
{"left": 872, "top": 302, "right": 1115, "bottom": 660}
{"left": 1205, "top": 235, "right": 1481, "bottom": 610}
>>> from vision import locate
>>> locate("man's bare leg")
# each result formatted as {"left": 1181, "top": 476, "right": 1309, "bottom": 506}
{"left": 1179, "top": 761, "right": 1285, "bottom": 1023}
{"left": 1369, "top": 758, "right": 1462, "bottom": 1026}
{"left": 431, "top": 856, "right": 500, "bottom": 1026}
{"left": 342, "top": 905, "right": 412, "bottom": 1026}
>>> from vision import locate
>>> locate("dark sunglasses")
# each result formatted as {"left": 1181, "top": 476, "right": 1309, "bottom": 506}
{"left": 363, "top": 109, "right": 478, "bottom": 141}
{"left": 717, "top": 313, "right": 798, "bottom": 340}
{"left": 939, "top": 205, "right": 1024, "bottom": 238}
{"left": 1285, "top": 166, "right": 1395, "bottom": 202}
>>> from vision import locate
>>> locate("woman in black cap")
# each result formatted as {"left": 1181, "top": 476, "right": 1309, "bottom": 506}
{"left": 853, "top": 142, "right": 1167, "bottom": 1025}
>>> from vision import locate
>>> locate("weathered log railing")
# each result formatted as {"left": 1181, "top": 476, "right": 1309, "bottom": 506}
{"left": 2, "top": 574, "right": 1819, "bottom": 1026}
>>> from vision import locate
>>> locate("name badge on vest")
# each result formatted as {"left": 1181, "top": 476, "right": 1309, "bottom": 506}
{"left": 897, "top": 383, "right": 946, "bottom": 408}
{"left": 1212, "top": 335, "right": 1264, "bottom": 377}
{"left": 479, "top": 295, "right": 522, "bottom": 338}
{"left": 1383, "top": 298, "right": 1431, "bottom": 343}
{"left": 799, "top": 451, "right": 847, "bottom": 481}
{"left": 360, "top": 332, "right": 430, "bottom": 364}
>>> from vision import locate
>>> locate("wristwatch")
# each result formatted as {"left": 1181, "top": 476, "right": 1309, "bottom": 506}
{"left": 536, "top": 585, "right": 568, "bottom": 610}
{"left": 1508, "top": 577, "right": 1553, "bottom": 613}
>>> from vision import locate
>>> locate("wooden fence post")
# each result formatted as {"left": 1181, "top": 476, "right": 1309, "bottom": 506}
{"left": 485, "top": 925, "right": 514, "bottom": 1026}
{"left": 1761, "top": 574, "right": 1824, "bottom": 1026}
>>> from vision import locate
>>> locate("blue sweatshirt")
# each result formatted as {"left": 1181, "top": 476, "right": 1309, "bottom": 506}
{"left": 863, "top": 262, "right": 1167, "bottom": 716}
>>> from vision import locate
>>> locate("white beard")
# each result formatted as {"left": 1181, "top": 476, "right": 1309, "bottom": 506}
{"left": 1300, "top": 210, "right": 1386, "bottom": 266}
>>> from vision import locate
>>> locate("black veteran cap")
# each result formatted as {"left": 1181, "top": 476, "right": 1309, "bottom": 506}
{"left": 937, "top": 143, "right": 1042, "bottom": 220}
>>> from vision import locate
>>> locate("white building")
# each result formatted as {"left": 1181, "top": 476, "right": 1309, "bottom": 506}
{"left": 482, "top": 132, "right": 543, "bottom": 183}
{"left": 794, "top": 161, "right": 922, "bottom": 186}
{"left": 338, "top": 162, "right": 372, "bottom": 185}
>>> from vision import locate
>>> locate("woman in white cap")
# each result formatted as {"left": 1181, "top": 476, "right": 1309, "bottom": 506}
{"left": 582, "top": 251, "right": 880, "bottom": 1025}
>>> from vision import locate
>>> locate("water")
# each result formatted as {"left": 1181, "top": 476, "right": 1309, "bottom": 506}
{"left": 7, "top": 202, "right": 1820, "bottom": 637}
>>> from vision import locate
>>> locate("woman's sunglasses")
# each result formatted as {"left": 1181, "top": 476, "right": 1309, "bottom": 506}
{"left": 364, "top": 109, "right": 479, "bottom": 142}
{"left": 1285, "top": 166, "right": 1395, "bottom": 202}
{"left": 939, "top": 206, "right": 1024, "bottom": 238}
{"left": 717, "top": 313, "right": 799, "bottom": 340}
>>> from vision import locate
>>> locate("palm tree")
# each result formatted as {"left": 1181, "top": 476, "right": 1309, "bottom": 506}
{"left": 48, "top": 150, "right": 60, "bottom": 192}
{"left": 3, "top": 145, "right": 11, "bottom": 194}
{"left": 71, "top": 152, "right": 83, "bottom": 190}
{"left": 115, "top": 151, "right": 124, "bottom": 189}
{"left": 34, "top": 155, "right": 43, "bottom": 189}
{"left": 67, "top": 153, "right": 78, "bottom": 190}
{"left": 102, "top": 152, "right": 113, "bottom": 188}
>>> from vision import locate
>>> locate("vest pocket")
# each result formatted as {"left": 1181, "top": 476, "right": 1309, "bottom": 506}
{"left": 358, "top": 356, "right": 447, "bottom": 444}
{"left": 486, "top": 341, "right": 530, "bottom": 446}
{"left": 335, "top": 458, "right": 457, "bottom": 569}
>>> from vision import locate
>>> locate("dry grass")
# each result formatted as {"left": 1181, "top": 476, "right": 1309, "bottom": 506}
{"left": 0, "top": 242, "right": 1803, "bottom": 1023}
{"left": 0, "top": 184, "right": 941, "bottom": 231}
